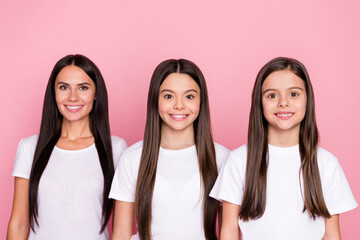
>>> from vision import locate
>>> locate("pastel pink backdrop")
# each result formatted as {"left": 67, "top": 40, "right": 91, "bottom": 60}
{"left": 1, "top": 0, "right": 359, "bottom": 238}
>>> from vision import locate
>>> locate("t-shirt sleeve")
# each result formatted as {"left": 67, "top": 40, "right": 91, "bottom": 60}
{"left": 12, "top": 137, "right": 36, "bottom": 179}
{"left": 111, "top": 136, "right": 128, "bottom": 169}
{"left": 109, "top": 152, "right": 136, "bottom": 202}
{"left": 321, "top": 154, "right": 358, "bottom": 215}
{"left": 210, "top": 150, "right": 245, "bottom": 205}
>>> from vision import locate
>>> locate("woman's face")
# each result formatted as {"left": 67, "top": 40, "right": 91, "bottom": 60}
{"left": 158, "top": 73, "right": 201, "bottom": 135}
{"left": 55, "top": 65, "right": 96, "bottom": 124}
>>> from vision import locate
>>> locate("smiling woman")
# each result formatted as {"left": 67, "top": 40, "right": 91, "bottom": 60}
{"left": 7, "top": 54, "right": 127, "bottom": 240}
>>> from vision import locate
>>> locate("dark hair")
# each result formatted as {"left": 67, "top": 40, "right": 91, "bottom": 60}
{"left": 240, "top": 57, "right": 330, "bottom": 221}
{"left": 29, "top": 54, "right": 114, "bottom": 233}
{"left": 135, "top": 59, "right": 218, "bottom": 240}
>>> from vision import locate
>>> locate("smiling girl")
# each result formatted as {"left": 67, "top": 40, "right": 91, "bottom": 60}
{"left": 7, "top": 54, "right": 127, "bottom": 240}
{"left": 210, "top": 57, "right": 357, "bottom": 240}
{"left": 109, "top": 59, "right": 229, "bottom": 240}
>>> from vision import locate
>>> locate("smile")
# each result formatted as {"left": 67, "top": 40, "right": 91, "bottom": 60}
{"left": 65, "top": 105, "right": 83, "bottom": 112}
{"left": 170, "top": 114, "right": 189, "bottom": 120}
{"left": 275, "top": 112, "right": 294, "bottom": 119}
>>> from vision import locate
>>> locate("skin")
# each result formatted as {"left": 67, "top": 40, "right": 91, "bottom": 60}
{"left": 220, "top": 70, "right": 341, "bottom": 239}
{"left": 111, "top": 73, "right": 201, "bottom": 240}
{"left": 261, "top": 70, "right": 307, "bottom": 147}
{"left": 158, "top": 73, "right": 200, "bottom": 150}
{"left": 7, "top": 65, "right": 96, "bottom": 239}
{"left": 220, "top": 201, "right": 241, "bottom": 240}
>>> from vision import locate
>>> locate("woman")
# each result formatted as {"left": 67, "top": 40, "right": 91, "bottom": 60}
{"left": 7, "top": 54, "right": 127, "bottom": 240}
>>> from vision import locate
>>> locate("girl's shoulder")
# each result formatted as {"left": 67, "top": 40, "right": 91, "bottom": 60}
{"left": 121, "top": 140, "right": 144, "bottom": 161}
{"left": 111, "top": 136, "right": 128, "bottom": 151}
{"left": 214, "top": 142, "right": 231, "bottom": 170}
{"left": 230, "top": 143, "right": 248, "bottom": 160}
{"left": 316, "top": 146, "right": 340, "bottom": 169}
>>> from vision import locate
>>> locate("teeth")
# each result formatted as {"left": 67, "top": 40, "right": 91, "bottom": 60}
{"left": 171, "top": 114, "right": 187, "bottom": 119}
{"left": 277, "top": 113, "right": 293, "bottom": 117}
{"left": 66, "top": 106, "right": 82, "bottom": 110}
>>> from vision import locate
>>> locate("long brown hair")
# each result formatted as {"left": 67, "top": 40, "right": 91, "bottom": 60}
{"left": 240, "top": 57, "right": 330, "bottom": 221}
{"left": 135, "top": 59, "right": 218, "bottom": 240}
{"left": 29, "top": 54, "right": 114, "bottom": 233}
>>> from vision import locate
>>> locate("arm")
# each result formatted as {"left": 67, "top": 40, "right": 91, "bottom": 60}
{"left": 322, "top": 214, "right": 341, "bottom": 240}
{"left": 111, "top": 200, "right": 134, "bottom": 240}
{"left": 7, "top": 177, "right": 30, "bottom": 240}
{"left": 220, "top": 201, "right": 241, "bottom": 240}
{"left": 218, "top": 205, "right": 223, "bottom": 238}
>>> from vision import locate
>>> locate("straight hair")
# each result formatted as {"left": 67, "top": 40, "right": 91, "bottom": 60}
{"left": 29, "top": 54, "right": 114, "bottom": 233}
{"left": 240, "top": 57, "right": 330, "bottom": 220}
{"left": 135, "top": 59, "right": 219, "bottom": 240}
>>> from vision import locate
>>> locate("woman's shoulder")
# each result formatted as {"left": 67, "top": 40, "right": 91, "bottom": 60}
{"left": 19, "top": 134, "right": 39, "bottom": 149}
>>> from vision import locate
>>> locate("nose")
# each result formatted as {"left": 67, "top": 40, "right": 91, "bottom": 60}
{"left": 278, "top": 95, "right": 289, "bottom": 107}
{"left": 173, "top": 98, "right": 185, "bottom": 110}
{"left": 68, "top": 89, "right": 79, "bottom": 102}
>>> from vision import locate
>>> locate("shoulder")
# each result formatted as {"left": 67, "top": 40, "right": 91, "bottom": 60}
{"left": 18, "top": 135, "right": 39, "bottom": 151}
{"left": 111, "top": 136, "right": 128, "bottom": 151}
{"left": 214, "top": 142, "right": 230, "bottom": 170}
{"left": 317, "top": 146, "right": 339, "bottom": 169}
{"left": 230, "top": 143, "right": 248, "bottom": 160}
{"left": 121, "top": 140, "right": 143, "bottom": 162}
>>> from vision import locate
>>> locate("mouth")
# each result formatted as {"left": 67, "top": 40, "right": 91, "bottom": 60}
{"left": 65, "top": 105, "right": 83, "bottom": 112}
{"left": 275, "top": 112, "right": 294, "bottom": 120}
{"left": 169, "top": 114, "right": 189, "bottom": 121}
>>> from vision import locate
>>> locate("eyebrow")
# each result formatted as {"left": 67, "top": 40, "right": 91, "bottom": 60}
{"left": 56, "top": 81, "right": 91, "bottom": 86}
{"left": 160, "top": 89, "right": 198, "bottom": 94}
{"left": 262, "top": 87, "right": 304, "bottom": 95}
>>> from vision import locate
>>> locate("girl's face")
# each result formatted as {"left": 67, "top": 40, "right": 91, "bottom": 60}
{"left": 55, "top": 65, "right": 96, "bottom": 124}
{"left": 158, "top": 73, "right": 201, "bottom": 134}
{"left": 262, "top": 70, "right": 307, "bottom": 136}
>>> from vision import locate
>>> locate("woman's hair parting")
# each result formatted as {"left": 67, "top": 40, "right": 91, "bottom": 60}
{"left": 240, "top": 56, "right": 330, "bottom": 221}
{"left": 135, "top": 59, "right": 219, "bottom": 240}
{"left": 29, "top": 54, "right": 114, "bottom": 233}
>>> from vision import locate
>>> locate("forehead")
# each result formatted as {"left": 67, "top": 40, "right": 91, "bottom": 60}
{"left": 55, "top": 65, "right": 93, "bottom": 84}
{"left": 262, "top": 70, "right": 305, "bottom": 90}
{"left": 160, "top": 73, "right": 200, "bottom": 91}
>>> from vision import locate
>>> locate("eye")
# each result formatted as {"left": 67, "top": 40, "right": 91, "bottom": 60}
{"left": 290, "top": 92, "right": 299, "bottom": 97}
{"left": 164, "top": 94, "right": 173, "bottom": 99}
{"left": 80, "top": 85, "right": 89, "bottom": 90}
{"left": 59, "top": 85, "right": 68, "bottom": 90}
{"left": 186, "top": 94, "right": 195, "bottom": 100}
{"left": 267, "top": 93, "right": 277, "bottom": 99}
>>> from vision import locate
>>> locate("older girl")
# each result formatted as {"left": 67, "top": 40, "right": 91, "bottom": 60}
{"left": 110, "top": 59, "right": 229, "bottom": 240}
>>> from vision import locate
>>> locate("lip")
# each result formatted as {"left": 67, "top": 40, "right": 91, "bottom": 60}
{"left": 274, "top": 112, "right": 294, "bottom": 120}
{"left": 169, "top": 114, "right": 189, "bottom": 121}
{"left": 65, "top": 105, "right": 83, "bottom": 113}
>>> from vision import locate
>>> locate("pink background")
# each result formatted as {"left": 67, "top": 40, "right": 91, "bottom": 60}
{"left": 1, "top": 0, "right": 359, "bottom": 238}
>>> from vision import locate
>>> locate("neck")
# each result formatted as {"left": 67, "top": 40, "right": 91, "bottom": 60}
{"left": 61, "top": 118, "right": 93, "bottom": 140}
{"left": 267, "top": 125, "right": 300, "bottom": 147}
{"left": 160, "top": 124, "right": 195, "bottom": 150}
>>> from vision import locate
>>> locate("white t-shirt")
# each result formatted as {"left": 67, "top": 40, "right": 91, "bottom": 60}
{"left": 12, "top": 135, "right": 128, "bottom": 240}
{"left": 109, "top": 141, "right": 230, "bottom": 240}
{"left": 210, "top": 144, "right": 358, "bottom": 240}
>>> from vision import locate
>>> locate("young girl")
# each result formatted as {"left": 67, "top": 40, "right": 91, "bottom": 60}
{"left": 7, "top": 54, "right": 127, "bottom": 240}
{"left": 109, "top": 59, "right": 230, "bottom": 240}
{"left": 210, "top": 57, "right": 357, "bottom": 239}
